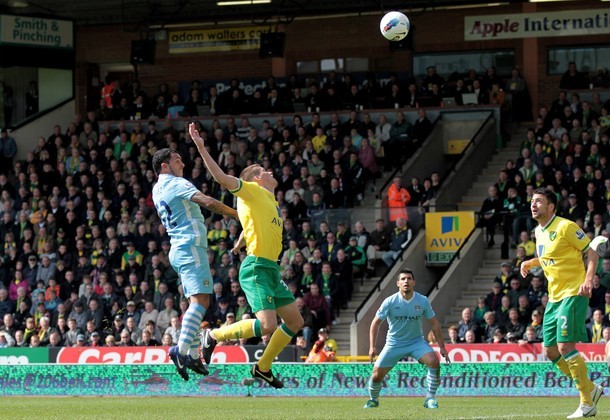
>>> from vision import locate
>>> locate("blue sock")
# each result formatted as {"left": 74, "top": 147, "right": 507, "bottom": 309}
{"left": 368, "top": 377, "right": 382, "bottom": 401}
{"left": 426, "top": 368, "right": 440, "bottom": 398}
{"left": 189, "top": 335, "right": 201, "bottom": 359}
{"left": 178, "top": 302, "right": 206, "bottom": 355}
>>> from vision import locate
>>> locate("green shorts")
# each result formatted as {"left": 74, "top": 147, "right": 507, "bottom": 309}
{"left": 542, "top": 295, "right": 588, "bottom": 346}
{"left": 239, "top": 255, "right": 295, "bottom": 313}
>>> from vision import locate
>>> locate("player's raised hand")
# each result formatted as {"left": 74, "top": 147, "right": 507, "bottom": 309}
{"left": 188, "top": 123, "right": 205, "bottom": 150}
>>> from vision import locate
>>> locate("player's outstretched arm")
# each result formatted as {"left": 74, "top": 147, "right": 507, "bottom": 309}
{"left": 428, "top": 316, "right": 450, "bottom": 362}
{"left": 189, "top": 123, "right": 239, "bottom": 191}
{"left": 190, "top": 191, "right": 238, "bottom": 218}
{"left": 369, "top": 316, "right": 382, "bottom": 363}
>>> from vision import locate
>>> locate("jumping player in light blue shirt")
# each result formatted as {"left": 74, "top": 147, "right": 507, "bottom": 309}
{"left": 152, "top": 148, "right": 238, "bottom": 381}
{"left": 364, "top": 268, "right": 449, "bottom": 410}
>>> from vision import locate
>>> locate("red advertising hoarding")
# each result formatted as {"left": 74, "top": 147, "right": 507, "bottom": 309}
{"left": 51, "top": 343, "right": 606, "bottom": 364}
{"left": 55, "top": 345, "right": 285, "bottom": 364}
{"left": 431, "top": 343, "right": 605, "bottom": 363}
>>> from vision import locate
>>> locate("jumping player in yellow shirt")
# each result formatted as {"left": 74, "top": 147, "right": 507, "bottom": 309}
{"left": 520, "top": 187, "right": 603, "bottom": 418}
{"left": 189, "top": 123, "right": 303, "bottom": 389}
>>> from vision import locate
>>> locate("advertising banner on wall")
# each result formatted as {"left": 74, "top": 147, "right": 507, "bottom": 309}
{"left": 51, "top": 345, "right": 297, "bottom": 364}
{"left": 0, "top": 14, "right": 73, "bottom": 48}
{"left": 432, "top": 343, "right": 606, "bottom": 363}
{"left": 465, "top": 9, "right": 610, "bottom": 41}
{"left": 3, "top": 343, "right": 603, "bottom": 365}
{"left": 168, "top": 26, "right": 272, "bottom": 53}
{"left": 425, "top": 211, "right": 475, "bottom": 265}
{"left": 0, "top": 348, "right": 48, "bottom": 364}
{"left": 1, "top": 363, "right": 608, "bottom": 397}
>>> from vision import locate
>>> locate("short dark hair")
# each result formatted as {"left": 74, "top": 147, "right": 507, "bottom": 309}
{"left": 398, "top": 268, "right": 414, "bottom": 280}
{"left": 152, "top": 148, "right": 176, "bottom": 175}
{"left": 533, "top": 187, "right": 557, "bottom": 207}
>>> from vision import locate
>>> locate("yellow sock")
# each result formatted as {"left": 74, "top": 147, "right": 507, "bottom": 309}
{"left": 257, "top": 324, "right": 295, "bottom": 371}
{"left": 551, "top": 356, "right": 573, "bottom": 378}
{"left": 565, "top": 350, "right": 594, "bottom": 405}
{"left": 212, "top": 319, "right": 261, "bottom": 342}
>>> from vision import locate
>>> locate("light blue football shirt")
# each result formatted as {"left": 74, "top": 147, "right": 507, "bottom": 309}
{"left": 376, "top": 292, "right": 435, "bottom": 345}
{"left": 152, "top": 174, "right": 208, "bottom": 248}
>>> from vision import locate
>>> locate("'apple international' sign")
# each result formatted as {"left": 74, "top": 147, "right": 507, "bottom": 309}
{"left": 465, "top": 9, "right": 610, "bottom": 41}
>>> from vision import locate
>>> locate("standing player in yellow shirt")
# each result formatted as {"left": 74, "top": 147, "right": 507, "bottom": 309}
{"left": 521, "top": 188, "right": 603, "bottom": 418}
{"left": 189, "top": 123, "right": 304, "bottom": 389}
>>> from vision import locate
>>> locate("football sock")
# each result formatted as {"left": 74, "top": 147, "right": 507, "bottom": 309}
{"left": 565, "top": 350, "right": 594, "bottom": 405}
{"left": 257, "top": 324, "right": 296, "bottom": 371}
{"left": 368, "top": 377, "right": 382, "bottom": 401}
{"left": 212, "top": 319, "right": 261, "bottom": 342}
{"left": 426, "top": 368, "right": 440, "bottom": 398}
{"left": 189, "top": 334, "right": 201, "bottom": 359}
{"left": 551, "top": 355, "right": 573, "bottom": 379}
{"left": 178, "top": 302, "right": 206, "bottom": 355}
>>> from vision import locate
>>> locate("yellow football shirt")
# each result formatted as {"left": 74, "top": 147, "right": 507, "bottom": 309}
{"left": 230, "top": 179, "right": 283, "bottom": 261}
{"left": 534, "top": 215, "right": 590, "bottom": 303}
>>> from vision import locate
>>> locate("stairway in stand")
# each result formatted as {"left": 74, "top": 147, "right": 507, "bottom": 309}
{"left": 325, "top": 275, "right": 381, "bottom": 356}
{"left": 442, "top": 251, "right": 505, "bottom": 327}
{"left": 441, "top": 123, "right": 530, "bottom": 328}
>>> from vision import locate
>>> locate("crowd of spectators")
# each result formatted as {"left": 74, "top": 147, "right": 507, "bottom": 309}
{"left": 0, "top": 68, "right": 452, "bottom": 353}
{"left": 466, "top": 66, "right": 610, "bottom": 345}
{"left": 0, "top": 61, "right": 560, "bottom": 352}
{"left": 96, "top": 66, "right": 530, "bottom": 122}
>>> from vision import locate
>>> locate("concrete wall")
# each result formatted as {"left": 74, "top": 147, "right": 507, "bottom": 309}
{"left": 13, "top": 101, "right": 76, "bottom": 161}
{"left": 427, "top": 229, "right": 485, "bottom": 326}
{"left": 434, "top": 118, "right": 497, "bottom": 211}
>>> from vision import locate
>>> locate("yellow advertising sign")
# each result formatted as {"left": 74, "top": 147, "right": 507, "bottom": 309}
{"left": 447, "top": 139, "right": 470, "bottom": 155}
{"left": 425, "top": 211, "right": 475, "bottom": 265}
{"left": 168, "top": 26, "right": 272, "bottom": 53}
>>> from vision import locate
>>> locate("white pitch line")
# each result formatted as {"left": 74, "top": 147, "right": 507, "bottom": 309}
{"left": 449, "top": 413, "right": 605, "bottom": 420}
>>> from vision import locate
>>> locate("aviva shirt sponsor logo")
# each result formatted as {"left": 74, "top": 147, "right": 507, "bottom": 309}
{"left": 538, "top": 244, "right": 556, "bottom": 267}
{"left": 537, "top": 244, "right": 544, "bottom": 257}
{"left": 271, "top": 206, "right": 282, "bottom": 227}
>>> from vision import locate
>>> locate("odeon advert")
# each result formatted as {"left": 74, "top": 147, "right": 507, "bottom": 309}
{"left": 0, "top": 344, "right": 607, "bottom": 397}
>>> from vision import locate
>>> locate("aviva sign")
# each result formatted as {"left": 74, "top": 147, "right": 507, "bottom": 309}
{"left": 425, "top": 211, "right": 475, "bottom": 265}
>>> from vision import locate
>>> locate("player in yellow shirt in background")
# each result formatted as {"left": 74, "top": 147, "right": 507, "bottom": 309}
{"left": 520, "top": 187, "right": 603, "bottom": 418}
{"left": 189, "top": 123, "right": 303, "bottom": 389}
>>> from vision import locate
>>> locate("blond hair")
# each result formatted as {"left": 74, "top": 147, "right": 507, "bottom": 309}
{"left": 240, "top": 164, "right": 262, "bottom": 182}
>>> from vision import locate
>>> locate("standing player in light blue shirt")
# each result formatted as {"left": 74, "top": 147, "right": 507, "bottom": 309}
{"left": 364, "top": 268, "right": 449, "bottom": 409}
{"left": 152, "top": 148, "right": 238, "bottom": 381}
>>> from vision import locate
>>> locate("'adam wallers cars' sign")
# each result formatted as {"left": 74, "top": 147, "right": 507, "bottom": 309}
{"left": 465, "top": 9, "right": 610, "bottom": 40}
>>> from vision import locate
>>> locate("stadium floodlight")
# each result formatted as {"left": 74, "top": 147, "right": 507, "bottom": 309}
{"left": 217, "top": 0, "right": 271, "bottom": 6}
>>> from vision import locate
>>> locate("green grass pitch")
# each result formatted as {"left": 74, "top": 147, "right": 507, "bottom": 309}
{"left": 3, "top": 396, "right": 607, "bottom": 419}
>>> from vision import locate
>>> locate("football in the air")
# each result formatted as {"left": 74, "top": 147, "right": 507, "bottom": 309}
{"left": 590, "top": 236, "right": 610, "bottom": 258}
{"left": 380, "top": 11, "right": 410, "bottom": 41}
